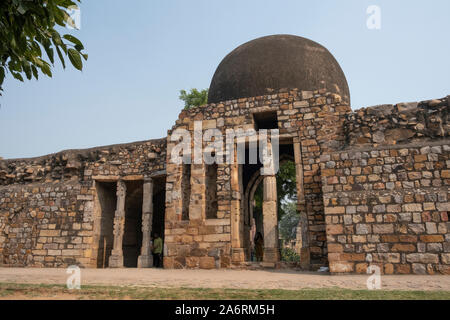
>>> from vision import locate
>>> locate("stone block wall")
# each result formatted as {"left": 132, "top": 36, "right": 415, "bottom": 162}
{"left": 164, "top": 88, "right": 351, "bottom": 268}
{"left": 0, "top": 181, "right": 92, "bottom": 267}
{"left": 321, "top": 135, "right": 449, "bottom": 273}
{"left": 0, "top": 139, "right": 166, "bottom": 267}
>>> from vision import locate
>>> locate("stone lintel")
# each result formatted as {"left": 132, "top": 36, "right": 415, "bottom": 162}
{"left": 93, "top": 175, "right": 120, "bottom": 182}
{"left": 149, "top": 170, "right": 166, "bottom": 178}
{"left": 122, "top": 175, "right": 144, "bottom": 181}
{"left": 93, "top": 175, "right": 144, "bottom": 182}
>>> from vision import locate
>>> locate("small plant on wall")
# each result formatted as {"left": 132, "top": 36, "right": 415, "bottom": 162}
{"left": 179, "top": 88, "right": 208, "bottom": 109}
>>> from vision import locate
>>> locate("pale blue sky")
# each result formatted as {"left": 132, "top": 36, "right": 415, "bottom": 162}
{"left": 1, "top": 0, "right": 449, "bottom": 159}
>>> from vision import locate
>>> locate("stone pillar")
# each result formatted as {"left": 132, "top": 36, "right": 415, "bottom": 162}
{"left": 108, "top": 180, "right": 126, "bottom": 268}
{"left": 138, "top": 178, "right": 154, "bottom": 268}
{"left": 262, "top": 173, "right": 279, "bottom": 263}
{"left": 231, "top": 162, "right": 245, "bottom": 264}
{"left": 294, "top": 139, "right": 310, "bottom": 269}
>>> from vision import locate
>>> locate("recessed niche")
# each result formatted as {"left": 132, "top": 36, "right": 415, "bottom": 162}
{"left": 253, "top": 111, "right": 278, "bottom": 130}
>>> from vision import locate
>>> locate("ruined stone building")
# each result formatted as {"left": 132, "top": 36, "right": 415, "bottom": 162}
{"left": 0, "top": 35, "right": 449, "bottom": 274}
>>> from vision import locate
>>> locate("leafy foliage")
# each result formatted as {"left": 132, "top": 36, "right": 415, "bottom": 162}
{"left": 279, "top": 201, "right": 300, "bottom": 241}
{"left": 276, "top": 160, "right": 297, "bottom": 218}
{"left": 179, "top": 88, "right": 208, "bottom": 109}
{"left": 253, "top": 160, "right": 299, "bottom": 240}
{"left": 0, "top": 0, "right": 87, "bottom": 95}
{"left": 254, "top": 161, "right": 297, "bottom": 218}
{"left": 280, "top": 247, "right": 300, "bottom": 262}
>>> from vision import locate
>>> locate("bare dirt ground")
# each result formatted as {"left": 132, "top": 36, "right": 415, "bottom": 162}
{"left": 0, "top": 267, "right": 449, "bottom": 291}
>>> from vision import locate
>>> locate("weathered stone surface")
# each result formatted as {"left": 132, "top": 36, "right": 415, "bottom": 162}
{"left": 207, "top": 35, "right": 350, "bottom": 104}
{"left": 199, "top": 256, "right": 215, "bottom": 269}
{"left": 406, "top": 253, "right": 439, "bottom": 264}
{"left": 412, "top": 263, "right": 427, "bottom": 275}
{"left": 329, "top": 262, "right": 354, "bottom": 273}
{"left": 344, "top": 96, "right": 449, "bottom": 146}
{"left": 373, "top": 224, "right": 394, "bottom": 234}
{"left": 0, "top": 78, "right": 448, "bottom": 276}
{"left": 441, "top": 254, "right": 450, "bottom": 264}
{"left": 320, "top": 134, "right": 449, "bottom": 274}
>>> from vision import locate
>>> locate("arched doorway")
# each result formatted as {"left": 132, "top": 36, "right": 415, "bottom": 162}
{"left": 242, "top": 143, "right": 308, "bottom": 265}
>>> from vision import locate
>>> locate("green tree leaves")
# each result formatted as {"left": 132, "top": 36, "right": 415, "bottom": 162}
{"left": 179, "top": 88, "right": 208, "bottom": 109}
{"left": 0, "top": 68, "right": 5, "bottom": 86}
{"left": 41, "top": 62, "right": 52, "bottom": 77}
{"left": 63, "top": 34, "right": 83, "bottom": 50}
{"left": 0, "top": 0, "right": 87, "bottom": 95}
{"left": 279, "top": 201, "right": 300, "bottom": 241}
{"left": 68, "top": 48, "right": 82, "bottom": 70}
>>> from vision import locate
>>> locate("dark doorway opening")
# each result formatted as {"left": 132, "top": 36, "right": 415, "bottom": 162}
{"left": 181, "top": 164, "right": 191, "bottom": 220}
{"left": 123, "top": 180, "right": 143, "bottom": 268}
{"left": 152, "top": 176, "right": 166, "bottom": 268}
{"left": 205, "top": 163, "right": 218, "bottom": 219}
{"left": 253, "top": 111, "right": 278, "bottom": 130}
{"left": 242, "top": 146, "right": 263, "bottom": 261}
{"left": 242, "top": 142, "right": 299, "bottom": 263}
{"left": 95, "top": 181, "right": 117, "bottom": 268}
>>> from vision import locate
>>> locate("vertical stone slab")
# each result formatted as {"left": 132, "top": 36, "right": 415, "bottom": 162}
{"left": 108, "top": 180, "right": 126, "bottom": 268}
{"left": 262, "top": 174, "right": 279, "bottom": 263}
{"left": 138, "top": 178, "right": 153, "bottom": 268}
{"left": 293, "top": 139, "right": 305, "bottom": 204}
{"left": 231, "top": 161, "right": 245, "bottom": 263}
{"left": 189, "top": 164, "right": 205, "bottom": 221}
{"left": 294, "top": 139, "right": 310, "bottom": 269}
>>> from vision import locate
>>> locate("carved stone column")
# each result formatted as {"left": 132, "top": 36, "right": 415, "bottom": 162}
{"left": 262, "top": 174, "right": 279, "bottom": 263}
{"left": 138, "top": 178, "right": 154, "bottom": 268}
{"left": 108, "top": 180, "right": 126, "bottom": 268}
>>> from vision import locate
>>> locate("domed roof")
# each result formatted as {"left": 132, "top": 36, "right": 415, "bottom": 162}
{"left": 208, "top": 34, "right": 350, "bottom": 104}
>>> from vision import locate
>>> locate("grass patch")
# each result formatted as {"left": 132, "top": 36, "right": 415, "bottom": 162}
{"left": 0, "top": 282, "right": 448, "bottom": 300}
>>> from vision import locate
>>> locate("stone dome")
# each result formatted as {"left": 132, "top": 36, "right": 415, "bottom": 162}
{"left": 208, "top": 34, "right": 350, "bottom": 104}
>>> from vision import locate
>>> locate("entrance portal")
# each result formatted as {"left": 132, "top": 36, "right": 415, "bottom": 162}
{"left": 151, "top": 176, "right": 166, "bottom": 268}
{"left": 242, "top": 142, "right": 301, "bottom": 264}
{"left": 123, "top": 181, "right": 143, "bottom": 267}
{"left": 95, "top": 181, "right": 117, "bottom": 268}
{"left": 94, "top": 177, "right": 166, "bottom": 268}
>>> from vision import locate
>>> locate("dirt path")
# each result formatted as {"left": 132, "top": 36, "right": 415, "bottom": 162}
{"left": 0, "top": 268, "right": 448, "bottom": 291}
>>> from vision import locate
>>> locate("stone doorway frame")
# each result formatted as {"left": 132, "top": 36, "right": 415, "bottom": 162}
{"left": 239, "top": 139, "right": 310, "bottom": 268}
{"left": 92, "top": 175, "right": 158, "bottom": 268}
